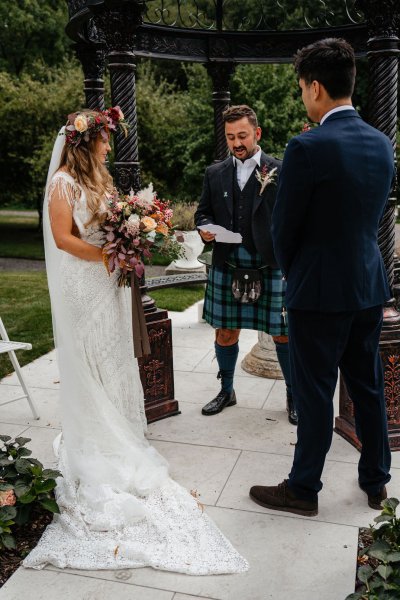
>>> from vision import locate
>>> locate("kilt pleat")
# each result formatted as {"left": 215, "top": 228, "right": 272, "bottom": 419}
{"left": 203, "top": 246, "right": 288, "bottom": 336}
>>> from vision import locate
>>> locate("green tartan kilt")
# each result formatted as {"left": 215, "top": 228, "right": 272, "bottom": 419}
{"left": 203, "top": 246, "right": 288, "bottom": 336}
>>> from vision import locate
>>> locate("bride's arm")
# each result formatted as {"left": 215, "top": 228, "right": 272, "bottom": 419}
{"left": 49, "top": 182, "right": 103, "bottom": 262}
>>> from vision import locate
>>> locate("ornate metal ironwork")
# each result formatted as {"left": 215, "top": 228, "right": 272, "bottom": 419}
{"left": 146, "top": 272, "right": 208, "bottom": 290}
{"left": 89, "top": 1, "right": 146, "bottom": 192}
{"left": 74, "top": 42, "right": 106, "bottom": 110}
{"left": 132, "top": 24, "right": 368, "bottom": 63}
{"left": 143, "top": 0, "right": 365, "bottom": 31}
{"left": 205, "top": 61, "right": 235, "bottom": 162}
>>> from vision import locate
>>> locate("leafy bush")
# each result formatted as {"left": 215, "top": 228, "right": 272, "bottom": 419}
{"left": 0, "top": 434, "right": 61, "bottom": 551}
{"left": 346, "top": 498, "right": 400, "bottom": 599}
{"left": 172, "top": 202, "right": 198, "bottom": 231}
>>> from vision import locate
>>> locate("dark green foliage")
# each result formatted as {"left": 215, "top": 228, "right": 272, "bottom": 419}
{"left": 346, "top": 499, "right": 400, "bottom": 599}
{"left": 0, "top": 435, "right": 61, "bottom": 552}
{"left": 0, "top": 0, "right": 70, "bottom": 76}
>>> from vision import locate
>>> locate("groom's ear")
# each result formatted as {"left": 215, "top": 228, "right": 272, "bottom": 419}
{"left": 256, "top": 126, "right": 262, "bottom": 141}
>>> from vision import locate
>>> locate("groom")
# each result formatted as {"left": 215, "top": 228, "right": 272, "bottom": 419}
{"left": 195, "top": 105, "right": 294, "bottom": 422}
{"left": 250, "top": 38, "right": 394, "bottom": 516}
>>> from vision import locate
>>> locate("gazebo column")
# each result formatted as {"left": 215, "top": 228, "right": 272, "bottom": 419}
{"left": 335, "top": 0, "right": 400, "bottom": 450}
{"left": 205, "top": 62, "right": 235, "bottom": 162}
{"left": 74, "top": 41, "right": 106, "bottom": 111}
{"left": 92, "top": 0, "right": 179, "bottom": 422}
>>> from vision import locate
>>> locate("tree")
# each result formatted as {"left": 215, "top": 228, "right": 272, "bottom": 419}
{"left": 0, "top": 0, "right": 70, "bottom": 76}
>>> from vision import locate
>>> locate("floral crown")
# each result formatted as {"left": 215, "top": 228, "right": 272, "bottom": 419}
{"left": 64, "top": 106, "right": 129, "bottom": 147}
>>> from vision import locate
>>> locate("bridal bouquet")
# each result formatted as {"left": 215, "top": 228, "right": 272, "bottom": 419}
{"left": 102, "top": 184, "right": 181, "bottom": 286}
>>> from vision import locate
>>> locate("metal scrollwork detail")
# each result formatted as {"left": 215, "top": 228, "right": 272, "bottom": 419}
{"left": 356, "top": 0, "right": 400, "bottom": 38}
{"left": 149, "top": 328, "right": 167, "bottom": 343}
{"left": 144, "top": 359, "right": 167, "bottom": 398}
{"left": 384, "top": 354, "right": 400, "bottom": 422}
{"left": 67, "top": 0, "right": 87, "bottom": 19}
{"left": 143, "top": 0, "right": 365, "bottom": 31}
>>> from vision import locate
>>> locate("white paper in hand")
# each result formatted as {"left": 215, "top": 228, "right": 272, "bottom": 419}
{"left": 198, "top": 224, "right": 242, "bottom": 244}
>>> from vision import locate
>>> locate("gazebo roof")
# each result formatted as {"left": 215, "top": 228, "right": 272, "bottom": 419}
{"left": 66, "top": 0, "right": 368, "bottom": 62}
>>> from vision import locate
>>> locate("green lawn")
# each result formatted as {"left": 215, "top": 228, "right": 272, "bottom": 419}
{"left": 0, "top": 271, "right": 204, "bottom": 380}
{"left": 0, "top": 213, "right": 45, "bottom": 260}
{"left": 0, "top": 212, "right": 172, "bottom": 264}
{"left": 0, "top": 271, "right": 53, "bottom": 380}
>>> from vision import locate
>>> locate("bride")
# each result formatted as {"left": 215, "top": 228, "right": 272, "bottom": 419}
{"left": 23, "top": 108, "right": 248, "bottom": 574}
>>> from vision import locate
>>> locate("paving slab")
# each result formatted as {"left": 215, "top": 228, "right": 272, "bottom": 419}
{"left": 172, "top": 327, "right": 215, "bottom": 349}
{"left": 20, "top": 425, "right": 60, "bottom": 468}
{"left": 0, "top": 569, "right": 173, "bottom": 600}
{"left": 148, "top": 402, "right": 298, "bottom": 454}
{"left": 0, "top": 385, "right": 61, "bottom": 429}
{"left": 217, "top": 450, "right": 400, "bottom": 528}
{"left": 151, "top": 440, "right": 240, "bottom": 505}
{"left": 0, "top": 423, "right": 29, "bottom": 440}
{"left": 174, "top": 595, "right": 219, "bottom": 600}
{"left": 0, "top": 350, "right": 58, "bottom": 390}
{"left": 52, "top": 506, "right": 357, "bottom": 600}
{"left": 173, "top": 347, "right": 211, "bottom": 372}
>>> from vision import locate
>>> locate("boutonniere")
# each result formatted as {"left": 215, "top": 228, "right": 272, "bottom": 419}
{"left": 255, "top": 164, "right": 277, "bottom": 196}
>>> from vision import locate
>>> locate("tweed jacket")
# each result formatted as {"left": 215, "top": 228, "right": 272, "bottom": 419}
{"left": 195, "top": 151, "right": 281, "bottom": 268}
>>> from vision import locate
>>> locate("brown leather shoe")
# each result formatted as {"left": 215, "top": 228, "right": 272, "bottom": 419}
{"left": 249, "top": 479, "right": 318, "bottom": 517}
{"left": 360, "top": 485, "right": 387, "bottom": 510}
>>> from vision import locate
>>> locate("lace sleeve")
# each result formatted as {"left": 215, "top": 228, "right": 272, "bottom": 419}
{"left": 47, "top": 175, "right": 80, "bottom": 211}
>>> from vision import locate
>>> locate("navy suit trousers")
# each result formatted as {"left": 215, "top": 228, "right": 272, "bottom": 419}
{"left": 287, "top": 305, "right": 391, "bottom": 502}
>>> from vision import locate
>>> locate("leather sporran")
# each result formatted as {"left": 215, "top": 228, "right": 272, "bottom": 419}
{"left": 231, "top": 267, "right": 263, "bottom": 304}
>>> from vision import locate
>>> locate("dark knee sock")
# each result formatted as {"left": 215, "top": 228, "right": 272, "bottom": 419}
{"left": 274, "top": 340, "right": 292, "bottom": 396}
{"left": 215, "top": 341, "right": 239, "bottom": 394}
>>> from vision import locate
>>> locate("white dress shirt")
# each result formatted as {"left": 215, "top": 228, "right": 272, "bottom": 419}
{"left": 320, "top": 105, "right": 355, "bottom": 125}
{"left": 233, "top": 147, "right": 262, "bottom": 190}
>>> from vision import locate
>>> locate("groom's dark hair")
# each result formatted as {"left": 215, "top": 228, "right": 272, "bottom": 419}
{"left": 223, "top": 105, "right": 258, "bottom": 129}
{"left": 294, "top": 38, "right": 356, "bottom": 100}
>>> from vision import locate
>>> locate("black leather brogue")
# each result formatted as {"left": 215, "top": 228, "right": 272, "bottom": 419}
{"left": 286, "top": 392, "right": 298, "bottom": 425}
{"left": 201, "top": 390, "right": 237, "bottom": 416}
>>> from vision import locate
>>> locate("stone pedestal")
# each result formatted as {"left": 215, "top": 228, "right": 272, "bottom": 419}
{"left": 241, "top": 332, "right": 283, "bottom": 379}
{"left": 165, "top": 261, "right": 206, "bottom": 276}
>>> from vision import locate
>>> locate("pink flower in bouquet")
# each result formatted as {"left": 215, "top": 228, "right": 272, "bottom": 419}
{"left": 101, "top": 184, "right": 180, "bottom": 286}
{"left": 0, "top": 489, "right": 16, "bottom": 507}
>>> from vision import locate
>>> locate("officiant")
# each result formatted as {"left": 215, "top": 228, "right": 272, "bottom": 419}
{"left": 195, "top": 105, "right": 294, "bottom": 421}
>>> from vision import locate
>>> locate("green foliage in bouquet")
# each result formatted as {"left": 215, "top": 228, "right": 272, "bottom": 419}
{"left": 0, "top": 434, "right": 61, "bottom": 551}
{"left": 346, "top": 498, "right": 400, "bottom": 600}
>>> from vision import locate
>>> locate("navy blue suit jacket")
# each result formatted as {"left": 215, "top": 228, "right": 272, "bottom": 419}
{"left": 272, "top": 110, "right": 395, "bottom": 311}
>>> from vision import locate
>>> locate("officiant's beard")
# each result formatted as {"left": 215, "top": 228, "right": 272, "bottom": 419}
{"left": 232, "top": 137, "right": 258, "bottom": 162}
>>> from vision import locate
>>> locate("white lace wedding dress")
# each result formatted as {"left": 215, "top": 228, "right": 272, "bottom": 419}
{"left": 23, "top": 171, "right": 248, "bottom": 574}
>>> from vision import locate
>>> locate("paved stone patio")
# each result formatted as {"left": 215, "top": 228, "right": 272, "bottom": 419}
{"left": 1, "top": 301, "right": 399, "bottom": 600}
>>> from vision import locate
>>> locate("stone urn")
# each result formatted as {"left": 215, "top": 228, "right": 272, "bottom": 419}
{"left": 169, "top": 230, "right": 205, "bottom": 272}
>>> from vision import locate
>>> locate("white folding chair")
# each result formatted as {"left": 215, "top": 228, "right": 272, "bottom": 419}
{"left": 0, "top": 317, "right": 39, "bottom": 419}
